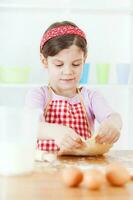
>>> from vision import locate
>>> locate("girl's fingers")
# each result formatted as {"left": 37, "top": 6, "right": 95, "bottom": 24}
{"left": 96, "top": 131, "right": 119, "bottom": 144}
{"left": 95, "top": 130, "right": 109, "bottom": 143}
{"left": 63, "top": 137, "right": 80, "bottom": 147}
{"left": 60, "top": 136, "right": 85, "bottom": 155}
{"left": 95, "top": 124, "right": 120, "bottom": 144}
{"left": 67, "top": 134, "right": 83, "bottom": 146}
{"left": 106, "top": 130, "right": 117, "bottom": 144}
{"left": 104, "top": 129, "right": 120, "bottom": 144}
{"left": 59, "top": 143, "right": 80, "bottom": 155}
{"left": 110, "top": 135, "right": 119, "bottom": 143}
{"left": 97, "top": 137, "right": 108, "bottom": 144}
{"left": 95, "top": 126, "right": 109, "bottom": 140}
{"left": 58, "top": 148, "right": 70, "bottom": 156}
{"left": 60, "top": 141, "right": 73, "bottom": 149}
{"left": 70, "top": 134, "right": 83, "bottom": 144}
{"left": 95, "top": 134, "right": 106, "bottom": 143}
{"left": 96, "top": 130, "right": 113, "bottom": 144}
{"left": 60, "top": 138, "right": 83, "bottom": 150}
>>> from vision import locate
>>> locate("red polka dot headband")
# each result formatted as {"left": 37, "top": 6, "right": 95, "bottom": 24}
{"left": 40, "top": 25, "right": 86, "bottom": 50}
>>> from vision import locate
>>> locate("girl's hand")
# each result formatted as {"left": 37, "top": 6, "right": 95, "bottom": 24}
{"left": 95, "top": 114, "right": 122, "bottom": 144}
{"left": 38, "top": 122, "right": 85, "bottom": 155}
{"left": 58, "top": 130, "right": 85, "bottom": 155}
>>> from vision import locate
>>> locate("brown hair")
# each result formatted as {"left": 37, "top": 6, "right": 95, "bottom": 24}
{"left": 40, "top": 21, "right": 87, "bottom": 58}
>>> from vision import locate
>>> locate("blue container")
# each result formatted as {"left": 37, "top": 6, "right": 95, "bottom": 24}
{"left": 116, "top": 63, "right": 130, "bottom": 84}
{"left": 80, "top": 63, "right": 90, "bottom": 84}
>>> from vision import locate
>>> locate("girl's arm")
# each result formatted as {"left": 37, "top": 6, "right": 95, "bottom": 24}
{"left": 38, "top": 122, "right": 84, "bottom": 150}
{"left": 89, "top": 90, "right": 122, "bottom": 144}
{"left": 38, "top": 122, "right": 68, "bottom": 141}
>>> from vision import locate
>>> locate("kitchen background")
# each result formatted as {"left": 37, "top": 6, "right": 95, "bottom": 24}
{"left": 0, "top": 0, "right": 133, "bottom": 150}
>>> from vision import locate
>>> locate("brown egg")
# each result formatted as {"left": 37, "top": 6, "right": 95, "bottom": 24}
{"left": 61, "top": 167, "right": 83, "bottom": 187}
{"left": 105, "top": 162, "right": 130, "bottom": 186}
{"left": 83, "top": 168, "right": 106, "bottom": 190}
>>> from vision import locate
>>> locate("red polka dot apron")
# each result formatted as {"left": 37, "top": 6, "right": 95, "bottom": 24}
{"left": 37, "top": 87, "right": 92, "bottom": 152}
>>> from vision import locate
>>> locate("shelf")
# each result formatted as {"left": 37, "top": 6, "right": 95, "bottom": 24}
{"left": 0, "top": 3, "right": 133, "bottom": 15}
{"left": 0, "top": 83, "right": 133, "bottom": 89}
{"left": 0, "top": 84, "right": 40, "bottom": 88}
{"left": 87, "top": 84, "right": 133, "bottom": 89}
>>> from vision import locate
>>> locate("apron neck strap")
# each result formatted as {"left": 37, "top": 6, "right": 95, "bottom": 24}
{"left": 77, "top": 88, "right": 92, "bottom": 134}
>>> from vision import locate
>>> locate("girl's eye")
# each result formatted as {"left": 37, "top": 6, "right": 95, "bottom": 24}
{"left": 55, "top": 64, "right": 63, "bottom": 67}
{"left": 73, "top": 64, "right": 80, "bottom": 67}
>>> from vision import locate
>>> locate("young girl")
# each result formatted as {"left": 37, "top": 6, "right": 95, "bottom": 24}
{"left": 26, "top": 21, "right": 122, "bottom": 155}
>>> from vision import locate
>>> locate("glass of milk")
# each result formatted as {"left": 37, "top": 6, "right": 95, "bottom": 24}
{"left": 0, "top": 106, "right": 40, "bottom": 176}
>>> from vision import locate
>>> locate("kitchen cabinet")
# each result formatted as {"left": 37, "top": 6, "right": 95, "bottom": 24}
{"left": 0, "top": 0, "right": 133, "bottom": 149}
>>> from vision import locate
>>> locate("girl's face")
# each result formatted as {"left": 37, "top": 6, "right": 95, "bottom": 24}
{"left": 41, "top": 45, "right": 86, "bottom": 96}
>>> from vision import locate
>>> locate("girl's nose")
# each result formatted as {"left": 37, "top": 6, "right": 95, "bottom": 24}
{"left": 62, "top": 65, "right": 73, "bottom": 75}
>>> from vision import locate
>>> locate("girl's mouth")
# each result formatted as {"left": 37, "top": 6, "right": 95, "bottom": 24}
{"left": 60, "top": 79, "right": 75, "bottom": 84}
{"left": 60, "top": 78, "right": 75, "bottom": 82}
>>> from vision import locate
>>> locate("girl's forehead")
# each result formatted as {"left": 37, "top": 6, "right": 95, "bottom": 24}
{"left": 51, "top": 46, "right": 84, "bottom": 60}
